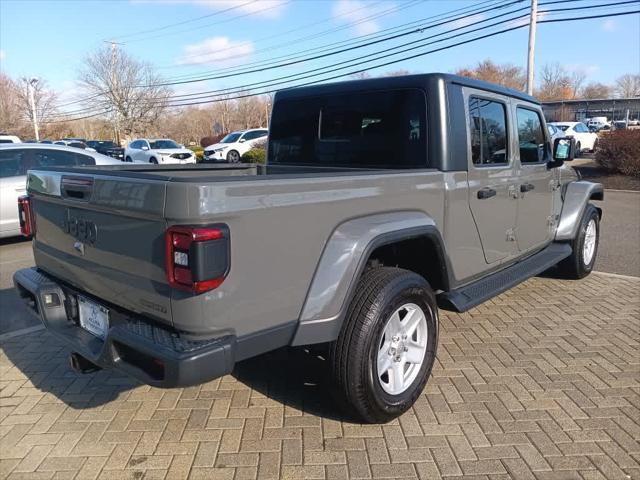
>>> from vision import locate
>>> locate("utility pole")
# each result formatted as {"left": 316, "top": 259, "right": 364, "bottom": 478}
{"left": 26, "top": 77, "right": 40, "bottom": 141}
{"left": 106, "top": 40, "right": 123, "bottom": 145}
{"left": 526, "top": 0, "right": 538, "bottom": 96}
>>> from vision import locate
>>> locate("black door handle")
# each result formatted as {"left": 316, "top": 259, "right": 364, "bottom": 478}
{"left": 477, "top": 188, "right": 497, "bottom": 200}
{"left": 520, "top": 183, "right": 535, "bottom": 193}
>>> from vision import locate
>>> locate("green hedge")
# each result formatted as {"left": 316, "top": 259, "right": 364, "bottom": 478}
{"left": 241, "top": 148, "right": 266, "bottom": 164}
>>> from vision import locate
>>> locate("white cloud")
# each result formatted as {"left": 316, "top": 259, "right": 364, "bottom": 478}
{"left": 602, "top": 19, "right": 616, "bottom": 32}
{"left": 177, "top": 36, "right": 254, "bottom": 66}
{"left": 138, "top": 0, "right": 287, "bottom": 18}
{"left": 0, "top": 50, "right": 5, "bottom": 61}
{"left": 567, "top": 64, "right": 600, "bottom": 75}
{"left": 333, "top": 0, "right": 396, "bottom": 36}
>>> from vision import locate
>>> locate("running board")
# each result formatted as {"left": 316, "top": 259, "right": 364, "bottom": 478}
{"left": 437, "top": 243, "right": 572, "bottom": 312}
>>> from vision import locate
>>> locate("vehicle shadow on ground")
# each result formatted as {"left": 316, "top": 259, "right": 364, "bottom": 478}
{"left": 233, "top": 346, "right": 357, "bottom": 423}
{"left": 2, "top": 325, "right": 352, "bottom": 420}
{"left": 0, "top": 328, "right": 140, "bottom": 409}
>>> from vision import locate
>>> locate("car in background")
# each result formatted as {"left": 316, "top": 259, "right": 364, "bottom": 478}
{"left": 124, "top": 139, "right": 196, "bottom": 164}
{"left": 548, "top": 122, "right": 598, "bottom": 154}
{"left": 587, "top": 117, "right": 609, "bottom": 131}
{"left": 0, "top": 134, "right": 21, "bottom": 144}
{"left": 39, "top": 140, "right": 54, "bottom": 144}
{"left": 613, "top": 120, "right": 628, "bottom": 130}
{"left": 0, "top": 144, "right": 121, "bottom": 238}
{"left": 54, "top": 140, "right": 96, "bottom": 151}
{"left": 86, "top": 140, "right": 124, "bottom": 160}
{"left": 203, "top": 128, "right": 268, "bottom": 163}
{"left": 547, "top": 123, "right": 564, "bottom": 143}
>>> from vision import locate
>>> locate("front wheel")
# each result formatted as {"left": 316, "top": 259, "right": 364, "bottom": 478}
{"left": 125, "top": 156, "right": 132, "bottom": 162}
{"left": 575, "top": 142, "right": 582, "bottom": 155}
{"left": 557, "top": 204, "right": 600, "bottom": 279}
{"left": 150, "top": 157, "right": 158, "bottom": 164}
{"left": 329, "top": 267, "right": 438, "bottom": 423}
{"left": 226, "top": 150, "right": 240, "bottom": 163}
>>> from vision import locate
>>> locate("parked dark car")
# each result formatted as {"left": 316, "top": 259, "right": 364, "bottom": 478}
{"left": 86, "top": 140, "right": 125, "bottom": 160}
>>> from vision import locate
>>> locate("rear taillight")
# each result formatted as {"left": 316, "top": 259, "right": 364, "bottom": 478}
{"left": 165, "top": 225, "right": 230, "bottom": 294}
{"left": 18, "top": 195, "right": 36, "bottom": 237}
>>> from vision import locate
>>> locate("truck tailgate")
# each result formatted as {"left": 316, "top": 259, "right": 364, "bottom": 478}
{"left": 27, "top": 170, "right": 172, "bottom": 325}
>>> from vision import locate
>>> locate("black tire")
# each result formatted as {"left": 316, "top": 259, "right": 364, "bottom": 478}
{"left": 226, "top": 150, "right": 240, "bottom": 163}
{"left": 575, "top": 142, "right": 581, "bottom": 155}
{"left": 125, "top": 156, "right": 132, "bottom": 162}
{"left": 150, "top": 157, "right": 158, "bottom": 164}
{"left": 591, "top": 138, "right": 598, "bottom": 153}
{"left": 557, "top": 204, "right": 600, "bottom": 279}
{"left": 328, "top": 267, "right": 438, "bottom": 423}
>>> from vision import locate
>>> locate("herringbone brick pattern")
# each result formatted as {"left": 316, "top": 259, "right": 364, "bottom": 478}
{"left": 1, "top": 273, "right": 638, "bottom": 479}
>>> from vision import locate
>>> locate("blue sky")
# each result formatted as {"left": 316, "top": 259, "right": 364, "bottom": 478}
{"left": 1, "top": 0, "right": 639, "bottom": 107}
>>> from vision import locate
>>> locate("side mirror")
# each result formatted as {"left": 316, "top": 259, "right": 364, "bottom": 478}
{"left": 141, "top": 146, "right": 149, "bottom": 151}
{"left": 238, "top": 138, "right": 246, "bottom": 143}
{"left": 549, "top": 137, "right": 575, "bottom": 168}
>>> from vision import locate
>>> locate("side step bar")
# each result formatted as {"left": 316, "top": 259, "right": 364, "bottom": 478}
{"left": 437, "top": 243, "right": 572, "bottom": 312}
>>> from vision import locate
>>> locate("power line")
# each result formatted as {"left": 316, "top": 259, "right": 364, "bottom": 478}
{"left": 45, "top": 4, "right": 638, "bottom": 121}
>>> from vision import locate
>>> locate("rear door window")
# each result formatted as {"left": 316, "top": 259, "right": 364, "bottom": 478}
{"left": 468, "top": 97, "right": 509, "bottom": 166}
{"left": 0, "top": 150, "right": 25, "bottom": 178}
{"left": 269, "top": 89, "right": 427, "bottom": 169}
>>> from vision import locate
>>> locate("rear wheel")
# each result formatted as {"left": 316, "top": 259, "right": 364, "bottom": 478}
{"left": 125, "top": 156, "right": 132, "bottom": 162}
{"left": 575, "top": 142, "right": 582, "bottom": 155}
{"left": 329, "top": 267, "right": 438, "bottom": 423}
{"left": 557, "top": 204, "right": 600, "bottom": 279}
{"left": 150, "top": 157, "right": 158, "bottom": 164}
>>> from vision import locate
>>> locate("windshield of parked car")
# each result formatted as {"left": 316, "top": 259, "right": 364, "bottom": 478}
{"left": 149, "top": 140, "right": 180, "bottom": 149}
{"left": 220, "top": 132, "right": 242, "bottom": 143}
{"left": 555, "top": 125, "right": 570, "bottom": 131}
{"left": 269, "top": 89, "right": 427, "bottom": 169}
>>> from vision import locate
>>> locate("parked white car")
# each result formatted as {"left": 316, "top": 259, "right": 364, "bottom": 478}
{"left": 203, "top": 129, "right": 268, "bottom": 163}
{"left": 548, "top": 122, "right": 598, "bottom": 154}
{"left": 547, "top": 123, "right": 565, "bottom": 143}
{"left": 0, "top": 144, "right": 121, "bottom": 238}
{"left": 125, "top": 139, "right": 196, "bottom": 164}
{"left": 0, "top": 134, "right": 22, "bottom": 144}
{"left": 587, "top": 117, "right": 609, "bottom": 131}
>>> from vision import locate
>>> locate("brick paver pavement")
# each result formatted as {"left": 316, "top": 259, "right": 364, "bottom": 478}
{"left": 1, "top": 273, "right": 639, "bottom": 479}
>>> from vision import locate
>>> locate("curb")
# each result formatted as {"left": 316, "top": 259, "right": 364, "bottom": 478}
{"left": 592, "top": 271, "right": 640, "bottom": 281}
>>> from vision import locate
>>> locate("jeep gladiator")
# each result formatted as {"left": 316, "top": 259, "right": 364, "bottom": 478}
{"left": 14, "top": 73, "right": 603, "bottom": 423}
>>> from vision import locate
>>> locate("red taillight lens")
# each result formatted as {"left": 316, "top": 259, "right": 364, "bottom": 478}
{"left": 166, "top": 225, "right": 229, "bottom": 294}
{"left": 18, "top": 195, "right": 36, "bottom": 237}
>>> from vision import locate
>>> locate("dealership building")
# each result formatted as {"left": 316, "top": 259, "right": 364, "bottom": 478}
{"left": 542, "top": 97, "right": 640, "bottom": 123}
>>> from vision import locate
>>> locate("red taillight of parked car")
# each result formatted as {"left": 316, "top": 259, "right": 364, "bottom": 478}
{"left": 18, "top": 195, "right": 36, "bottom": 237}
{"left": 165, "top": 225, "right": 229, "bottom": 294}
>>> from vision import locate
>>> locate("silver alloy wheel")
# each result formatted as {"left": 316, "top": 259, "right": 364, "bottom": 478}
{"left": 583, "top": 219, "right": 597, "bottom": 265}
{"left": 227, "top": 150, "right": 240, "bottom": 162}
{"left": 377, "top": 303, "right": 428, "bottom": 395}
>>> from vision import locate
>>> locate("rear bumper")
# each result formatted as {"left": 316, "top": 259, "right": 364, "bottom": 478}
{"left": 13, "top": 267, "right": 235, "bottom": 388}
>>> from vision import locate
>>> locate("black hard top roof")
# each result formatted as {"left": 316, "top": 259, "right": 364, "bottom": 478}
{"left": 274, "top": 72, "right": 539, "bottom": 105}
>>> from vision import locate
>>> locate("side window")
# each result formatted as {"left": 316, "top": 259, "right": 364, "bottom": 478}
{"left": 576, "top": 123, "right": 588, "bottom": 133}
{"left": 0, "top": 150, "right": 25, "bottom": 178}
{"left": 32, "top": 149, "right": 78, "bottom": 168}
{"left": 468, "top": 97, "right": 508, "bottom": 166}
{"left": 516, "top": 107, "right": 549, "bottom": 163}
{"left": 75, "top": 153, "right": 96, "bottom": 166}
{"left": 129, "top": 141, "right": 139, "bottom": 149}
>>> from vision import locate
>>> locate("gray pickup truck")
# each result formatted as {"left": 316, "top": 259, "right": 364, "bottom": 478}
{"left": 14, "top": 73, "right": 603, "bottom": 423}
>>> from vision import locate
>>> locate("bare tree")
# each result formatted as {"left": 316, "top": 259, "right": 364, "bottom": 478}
{"left": 78, "top": 45, "right": 172, "bottom": 139}
{"left": 0, "top": 73, "right": 26, "bottom": 135}
{"left": 536, "top": 63, "right": 584, "bottom": 101}
{"left": 456, "top": 59, "right": 526, "bottom": 91}
{"left": 615, "top": 74, "right": 640, "bottom": 98}
{"left": 581, "top": 82, "right": 612, "bottom": 99}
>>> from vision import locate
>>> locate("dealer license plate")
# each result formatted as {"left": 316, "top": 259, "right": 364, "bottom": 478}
{"left": 78, "top": 296, "right": 109, "bottom": 340}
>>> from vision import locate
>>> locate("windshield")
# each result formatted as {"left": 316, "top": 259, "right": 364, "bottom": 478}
{"left": 269, "top": 89, "right": 427, "bottom": 169}
{"left": 220, "top": 132, "right": 242, "bottom": 143}
{"left": 150, "top": 140, "right": 180, "bottom": 149}
{"left": 555, "top": 125, "right": 570, "bottom": 131}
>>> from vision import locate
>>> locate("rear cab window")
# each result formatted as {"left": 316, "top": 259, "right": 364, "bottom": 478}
{"left": 268, "top": 89, "right": 427, "bottom": 169}
{"left": 0, "top": 150, "right": 25, "bottom": 178}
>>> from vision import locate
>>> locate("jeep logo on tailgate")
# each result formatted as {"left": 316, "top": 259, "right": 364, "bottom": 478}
{"left": 63, "top": 213, "right": 97, "bottom": 245}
